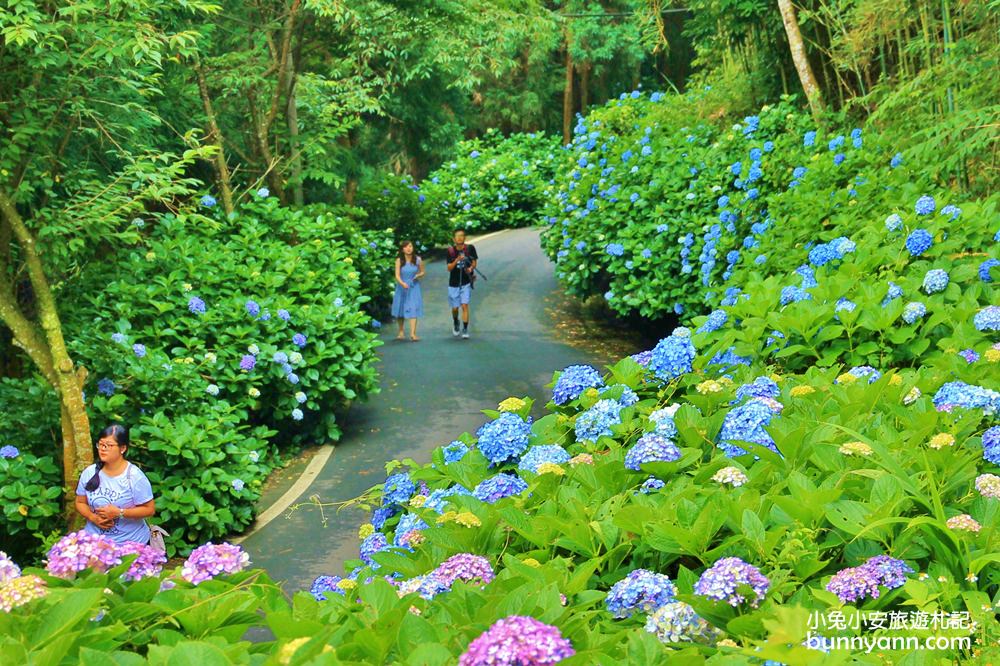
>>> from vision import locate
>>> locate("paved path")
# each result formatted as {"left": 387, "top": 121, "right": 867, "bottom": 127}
{"left": 241, "top": 227, "right": 636, "bottom": 593}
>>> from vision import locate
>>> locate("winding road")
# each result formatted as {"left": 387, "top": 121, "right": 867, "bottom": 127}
{"left": 240, "top": 227, "right": 640, "bottom": 593}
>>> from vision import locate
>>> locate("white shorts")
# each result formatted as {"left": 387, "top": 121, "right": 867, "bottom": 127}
{"left": 448, "top": 284, "right": 472, "bottom": 308}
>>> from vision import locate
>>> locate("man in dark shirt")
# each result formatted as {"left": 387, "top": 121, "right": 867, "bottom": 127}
{"left": 445, "top": 228, "right": 478, "bottom": 339}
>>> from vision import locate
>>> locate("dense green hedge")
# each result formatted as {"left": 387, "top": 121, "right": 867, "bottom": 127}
{"left": 0, "top": 197, "right": 389, "bottom": 560}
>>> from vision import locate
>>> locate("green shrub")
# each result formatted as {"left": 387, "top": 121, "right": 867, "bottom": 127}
{"left": 356, "top": 173, "right": 449, "bottom": 249}
{"left": 423, "top": 129, "right": 561, "bottom": 234}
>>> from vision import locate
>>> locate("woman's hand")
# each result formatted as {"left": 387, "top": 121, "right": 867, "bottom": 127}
{"left": 95, "top": 505, "right": 119, "bottom": 529}
{"left": 400, "top": 282, "right": 410, "bottom": 289}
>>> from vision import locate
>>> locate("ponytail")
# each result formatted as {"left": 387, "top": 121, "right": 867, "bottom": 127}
{"left": 83, "top": 424, "right": 130, "bottom": 493}
{"left": 84, "top": 461, "right": 105, "bottom": 492}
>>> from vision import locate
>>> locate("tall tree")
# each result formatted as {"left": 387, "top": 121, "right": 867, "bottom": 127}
{"left": 777, "top": 0, "right": 824, "bottom": 118}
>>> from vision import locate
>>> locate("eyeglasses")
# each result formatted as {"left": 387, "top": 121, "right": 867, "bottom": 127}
{"left": 96, "top": 442, "right": 120, "bottom": 451}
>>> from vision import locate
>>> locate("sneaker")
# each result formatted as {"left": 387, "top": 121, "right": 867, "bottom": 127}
{"left": 462, "top": 328, "right": 470, "bottom": 339}
{"left": 452, "top": 322, "right": 461, "bottom": 337}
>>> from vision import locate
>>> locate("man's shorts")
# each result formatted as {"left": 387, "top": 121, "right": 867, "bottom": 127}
{"left": 448, "top": 284, "right": 472, "bottom": 308}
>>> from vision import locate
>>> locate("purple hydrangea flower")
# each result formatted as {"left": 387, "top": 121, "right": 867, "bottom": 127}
{"left": 0, "top": 552, "right": 21, "bottom": 585}
{"left": 624, "top": 433, "right": 681, "bottom": 471}
{"left": 459, "top": 616, "right": 575, "bottom": 666}
{"left": 239, "top": 354, "right": 256, "bottom": 372}
{"left": 45, "top": 530, "right": 122, "bottom": 579}
{"left": 959, "top": 349, "right": 980, "bottom": 364}
{"left": 392, "top": 513, "right": 428, "bottom": 548}
{"left": 433, "top": 553, "right": 495, "bottom": 588}
{"left": 605, "top": 569, "right": 677, "bottom": 618}
{"left": 826, "top": 555, "right": 912, "bottom": 603}
{"left": 181, "top": 543, "right": 250, "bottom": 584}
{"left": 474, "top": 473, "right": 528, "bottom": 504}
{"left": 552, "top": 365, "right": 604, "bottom": 405}
{"left": 694, "top": 557, "right": 770, "bottom": 607}
{"left": 118, "top": 541, "right": 167, "bottom": 582}
{"left": 476, "top": 413, "right": 533, "bottom": 465}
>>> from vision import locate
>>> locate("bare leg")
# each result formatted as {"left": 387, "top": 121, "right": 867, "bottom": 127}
{"left": 409, "top": 318, "right": 420, "bottom": 341}
{"left": 396, "top": 318, "right": 405, "bottom": 340}
{"left": 461, "top": 303, "right": 470, "bottom": 324}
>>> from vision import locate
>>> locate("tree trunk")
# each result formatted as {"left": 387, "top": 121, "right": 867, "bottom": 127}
{"left": 777, "top": 0, "right": 824, "bottom": 119}
{"left": 0, "top": 191, "right": 92, "bottom": 519}
{"left": 562, "top": 34, "right": 574, "bottom": 146}
{"left": 286, "top": 54, "right": 304, "bottom": 207}
{"left": 194, "top": 59, "right": 235, "bottom": 216}
{"left": 579, "top": 61, "right": 591, "bottom": 115}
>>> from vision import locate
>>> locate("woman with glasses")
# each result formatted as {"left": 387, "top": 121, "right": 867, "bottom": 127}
{"left": 74, "top": 424, "right": 156, "bottom": 545}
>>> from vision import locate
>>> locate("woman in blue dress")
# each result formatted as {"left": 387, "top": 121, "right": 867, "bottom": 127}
{"left": 392, "top": 240, "right": 425, "bottom": 341}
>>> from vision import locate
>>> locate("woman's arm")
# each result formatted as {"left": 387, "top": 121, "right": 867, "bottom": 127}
{"left": 75, "top": 494, "right": 112, "bottom": 529}
{"left": 415, "top": 258, "right": 425, "bottom": 280}
{"left": 120, "top": 499, "right": 155, "bottom": 520}
{"left": 395, "top": 258, "right": 409, "bottom": 288}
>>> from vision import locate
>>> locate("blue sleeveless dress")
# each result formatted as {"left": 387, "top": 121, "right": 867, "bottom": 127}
{"left": 391, "top": 259, "right": 423, "bottom": 319}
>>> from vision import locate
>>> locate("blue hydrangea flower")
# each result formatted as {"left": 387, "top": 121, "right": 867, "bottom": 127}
{"left": 552, "top": 365, "right": 604, "bottom": 405}
{"left": 649, "top": 404, "right": 681, "bottom": 439}
{"left": 575, "top": 399, "right": 623, "bottom": 442}
{"left": 605, "top": 569, "right": 677, "bottom": 618}
{"left": 188, "top": 296, "right": 206, "bottom": 315}
{"left": 735, "top": 377, "right": 779, "bottom": 403}
{"left": 231, "top": 479, "right": 245, "bottom": 491}
{"left": 392, "top": 513, "right": 428, "bottom": 548}
{"left": 291, "top": 408, "right": 303, "bottom": 421}
{"left": 835, "top": 298, "right": 856, "bottom": 317}
{"left": 979, "top": 259, "right": 999, "bottom": 283}
{"left": 606, "top": 243, "right": 625, "bottom": 257}
{"left": 442, "top": 440, "right": 469, "bottom": 464}
{"left": 933, "top": 381, "right": 1000, "bottom": 415}
{"left": 600, "top": 384, "right": 639, "bottom": 406}
{"left": 697, "top": 310, "right": 727, "bottom": 334}
{"left": 905, "top": 229, "right": 933, "bottom": 256}
{"left": 256, "top": 187, "right": 270, "bottom": 198}
{"left": 717, "top": 398, "right": 782, "bottom": 457}
{"left": 0, "top": 445, "right": 20, "bottom": 459}
{"left": 476, "top": 412, "right": 533, "bottom": 465}
{"left": 200, "top": 195, "right": 217, "bottom": 208}
{"left": 518, "top": 445, "right": 571, "bottom": 473}
{"left": 424, "top": 485, "right": 474, "bottom": 513}
{"left": 844, "top": 366, "right": 882, "bottom": 384}
{"left": 383, "top": 473, "right": 416, "bottom": 505}
{"left": 902, "top": 301, "right": 927, "bottom": 324}
{"left": 639, "top": 477, "right": 665, "bottom": 494}
{"left": 277, "top": 309, "right": 290, "bottom": 321}
{"left": 649, "top": 329, "right": 696, "bottom": 382}
{"left": 624, "top": 433, "right": 681, "bottom": 471}
{"left": 371, "top": 505, "right": 398, "bottom": 530}
{"left": 922, "top": 269, "right": 949, "bottom": 294}
{"left": 205, "top": 383, "right": 219, "bottom": 396}
{"left": 310, "top": 575, "right": 345, "bottom": 600}
{"left": 246, "top": 300, "right": 261, "bottom": 317}
{"left": 111, "top": 333, "right": 126, "bottom": 344}
{"left": 804, "top": 131, "right": 816, "bottom": 147}
{"left": 890, "top": 153, "right": 903, "bottom": 168}
{"left": 780, "top": 285, "right": 811, "bottom": 305}
{"left": 360, "top": 532, "right": 389, "bottom": 566}
{"left": 132, "top": 344, "right": 146, "bottom": 358}
{"left": 974, "top": 306, "right": 1000, "bottom": 332}
{"left": 292, "top": 333, "right": 307, "bottom": 348}
{"left": 473, "top": 473, "right": 528, "bottom": 504}
{"left": 983, "top": 426, "right": 1000, "bottom": 465}
{"left": 914, "top": 195, "right": 936, "bottom": 215}
{"left": 97, "top": 378, "right": 116, "bottom": 397}
{"left": 885, "top": 214, "right": 903, "bottom": 232}
{"left": 833, "top": 153, "right": 845, "bottom": 166}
